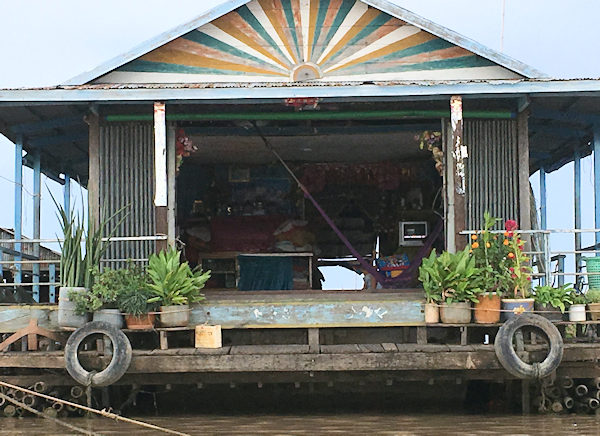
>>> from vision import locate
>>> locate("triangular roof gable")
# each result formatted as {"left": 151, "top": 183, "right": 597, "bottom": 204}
{"left": 65, "top": 0, "right": 546, "bottom": 85}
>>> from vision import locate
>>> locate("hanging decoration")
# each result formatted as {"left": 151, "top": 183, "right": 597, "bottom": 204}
{"left": 175, "top": 128, "right": 197, "bottom": 173}
{"left": 416, "top": 130, "right": 443, "bottom": 176}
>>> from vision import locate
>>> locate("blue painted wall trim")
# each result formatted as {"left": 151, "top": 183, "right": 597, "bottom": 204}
{"left": 189, "top": 299, "right": 425, "bottom": 328}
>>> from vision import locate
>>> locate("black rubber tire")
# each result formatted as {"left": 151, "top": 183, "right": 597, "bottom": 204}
{"left": 64, "top": 321, "right": 132, "bottom": 387}
{"left": 494, "top": 313, "right": 563, "bottom": 379}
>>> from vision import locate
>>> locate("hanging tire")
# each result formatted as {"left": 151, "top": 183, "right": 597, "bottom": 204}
{"left": 494, "top": 313, "right": 563, "bottom": 379}
{"left": 64, "top": 321, "right": 132, "bottom": 387}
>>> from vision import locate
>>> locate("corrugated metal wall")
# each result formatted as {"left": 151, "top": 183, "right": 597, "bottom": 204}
{"left": 99, "top": 123, "right": 155, "bottom": 265}
{"left": 464, "top": 119, "right": 520, "bottom": 229}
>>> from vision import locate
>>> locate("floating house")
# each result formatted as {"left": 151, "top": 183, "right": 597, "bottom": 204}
{"left": 0, "top": 0, "right": 599, "bottom": 413}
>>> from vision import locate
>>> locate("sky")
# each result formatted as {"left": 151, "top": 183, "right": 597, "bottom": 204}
{"left": 0, "top": 0, "right": 598, "bottom": 288}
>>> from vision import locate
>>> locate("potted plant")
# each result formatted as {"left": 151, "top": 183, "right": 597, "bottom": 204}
{"left": 533, "top": 284, "right": 574, "bottom": 322}
{"left": 587, "top": 289, "right": 600, "bottom": 321}
{"left": 116, "top": 267, "right": 157, "bottom": 329}
{"left": 69, "top": 267, "right": 134, "bottom": 328}
{"left": 569, "top": 293, "right": 587, "bottom": 322}
{"left": 419, "top": 248, "right": 482, "bottom": 324}
{"left": 470, "top": 212, "right": 505, "bottom": 324}
{"left": 146, "top": 248, "right": 211, "bottom": 327}
{"left": 418, "top": 251, "right": 442, "bottom": 323}
{"left": 54, "top": 203, "right": 117, "bottom": 328}
{"left": 498, "top": 219, "right": 534, "bottom": 320}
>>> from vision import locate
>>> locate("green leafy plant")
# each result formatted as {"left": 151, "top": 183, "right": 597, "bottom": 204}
{"left": 418, "top": 247, "right": 483, "bottom": 304}
{"left": 571, "top": 293, "right": 588, "bottom": 305}
{"left": 69, "top": 265, "right": 147, "bottom": 315}
{"left": 116, "top": 265, "right": 156, "bottom": 316}
{"left": 586, "top": 289, "right": 600, "bottom": 304}
{"left": 146, "top": 248, "right": 211, "bottom": 307}
{"left": 533, "top": 284, "right": 574, "bottom": 313}
{"left": 51, "top": 192, "right": 126, "bottom": 289}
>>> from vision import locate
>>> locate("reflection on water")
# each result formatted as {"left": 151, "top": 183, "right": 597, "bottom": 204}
{"left": 0, "top": 414, "right": 597, "bottom": 435}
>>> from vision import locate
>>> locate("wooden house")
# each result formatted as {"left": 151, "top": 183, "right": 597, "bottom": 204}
{"left": 1, "top": 1, "right": 600, "bottom": 403}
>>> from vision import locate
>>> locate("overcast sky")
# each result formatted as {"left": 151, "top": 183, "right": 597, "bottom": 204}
{"left": 0, "top": 0, "right": 596, "bottom": 283}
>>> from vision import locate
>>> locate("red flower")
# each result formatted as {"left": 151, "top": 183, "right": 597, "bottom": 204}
{"left": 505, "top": 220, "right": 518, "bottom": 231}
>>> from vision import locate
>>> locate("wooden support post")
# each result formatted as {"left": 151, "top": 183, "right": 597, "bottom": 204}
{"left": 14, "top": 135, "right": 23, "bottom": 284}
{"left": 450, "top": 96, "right": 466, "bottom": 251}
{"left": 594, "top": 124, "right": 600, "bottom": 252}
{"left": 154, "top": 102, "right": 167, "bottom": 253}
{"left": 87, "top": 111, "right": 100, "bottom": 229}
{"left": 308, "top": 328, "right": 319, "bottom": 353}
{"left": 32, "top": 152, "right": 41, "bottom": 302}
{"left": 522, "top": 380, "right": 531, "bottom": 414}
{"left": 416, "top": 326, "right": 427, "bottom": 345}
{"left": 460, "top": 326, "right": 468, "bottom": 346}
{"left": 159, "top": 331, "right": 168, "bottom": 350}
{"left": 167, "top": 124, "right": 176, "bottom": 248}
{"left": 517, "top": 109, "right": 531, "bottom": 232}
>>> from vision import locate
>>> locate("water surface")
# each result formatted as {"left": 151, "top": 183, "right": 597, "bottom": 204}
{"left": 0, "top": 414, "right": 597, "bottom": 435}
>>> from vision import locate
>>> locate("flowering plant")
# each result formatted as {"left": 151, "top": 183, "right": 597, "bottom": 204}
{"left": 501, "top": 220, "right": 532, "bottom": 298}
{"left": 470, "top": 213, "right": 532, "bottom": 298}
{"left": 470, "top": 212, "right": 510, "bottom": 295}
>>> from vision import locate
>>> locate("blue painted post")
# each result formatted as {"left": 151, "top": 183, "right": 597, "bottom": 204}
{"left": 14, "top": 136, "right": 23, "bottom": 284}
{"left": 539, "top": 168, "right": 547, "bottom": 286}
{"left": 64, "top": 173, "right": 71, "bottom": 221}
{"left": 574, "top": 149, "right": 582, "bottom": 288}
{"left": 32, "top": 152, "right": 41, "bottom": 302}
{"left": 539, "top": 168, "right": 547, "bottom": 230}
{"left": 594, "top": 124, "right": 600, "bottom": 255}
{"left": 49, "top": 263, "right": 56, "bottom": 303}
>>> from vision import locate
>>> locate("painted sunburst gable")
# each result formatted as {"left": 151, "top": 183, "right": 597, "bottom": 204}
{"left": 95, "top": 0, "right": 522, "bottom": 84}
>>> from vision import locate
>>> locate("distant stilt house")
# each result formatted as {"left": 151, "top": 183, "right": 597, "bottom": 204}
{"left": 0, "top": 228, "right": 59, "bottom": 302}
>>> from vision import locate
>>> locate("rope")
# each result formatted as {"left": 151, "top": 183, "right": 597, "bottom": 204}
{"left": 0, "top": 391, "right": 99, "bottom": 436}
{"left": 0, "top": 381, "right": 191, "bottom": 436}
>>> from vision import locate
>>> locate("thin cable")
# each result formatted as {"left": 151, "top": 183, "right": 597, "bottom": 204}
{"left": 0, "top": 381, "right": 191, "bottom": 436}
{"left": 0, "top": 392, "right": 99, "bottom": 436}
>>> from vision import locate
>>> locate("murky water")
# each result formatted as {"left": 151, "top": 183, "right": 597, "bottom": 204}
{"left": 0, "top": 414, "right": 598, "bottom": 435}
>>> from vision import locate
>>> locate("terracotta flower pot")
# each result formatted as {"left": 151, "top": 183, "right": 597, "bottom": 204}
{"left": 588, "top": 303, "right": 600, "bottom": 321}
{"left": 424, "top": 302, "right": 439, "bottom": 324}
{"left": 474, "top": 293, "right": 501, "bottom": 324}
{"left": 125, "top": 313, "right": 156, "bottom": 330}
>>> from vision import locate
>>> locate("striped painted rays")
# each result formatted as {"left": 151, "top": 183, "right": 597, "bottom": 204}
{"left": 106, "top": 0, "right": 518, "bottom": 84}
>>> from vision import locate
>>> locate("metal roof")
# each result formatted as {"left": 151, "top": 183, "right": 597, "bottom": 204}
{"left": 61, "top": 0, "right": 546, "bottom": 86}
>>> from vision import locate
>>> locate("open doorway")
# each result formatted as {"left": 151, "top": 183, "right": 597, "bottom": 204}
{"left": 175, "top": 110, "right": 444, "bottom": 292}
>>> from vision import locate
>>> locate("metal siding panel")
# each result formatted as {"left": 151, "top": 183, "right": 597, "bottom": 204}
{"left": 99, "top": 122, "right": 155, "bottom": 265}
{"left": 465, "top": 119, "right": 519, "bottom": 229}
